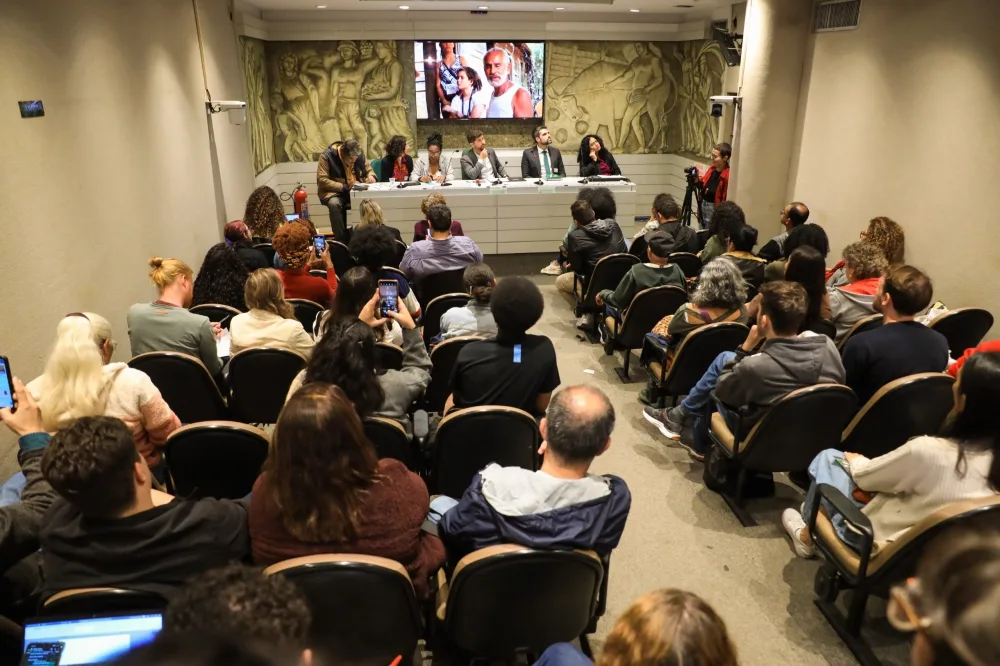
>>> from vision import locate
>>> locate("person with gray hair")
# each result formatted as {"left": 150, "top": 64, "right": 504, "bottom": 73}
{"left": 439, "top": 385, "right": 631, "bottom": 560}
{"left": 483, "top": 47, "right": 534, "bottom": 118}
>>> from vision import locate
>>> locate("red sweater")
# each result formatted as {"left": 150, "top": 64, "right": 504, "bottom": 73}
{"left": 948, "top": 339, "right": 1000, "bottom": 378}
{"left": 701, "top": 166, "right": 729, "bottom": 205}
{"left": 249, "top": 459, "right": 445, "bottom": 599}
{"left": 279, "top": 267, "right": 338, "bottom": 307}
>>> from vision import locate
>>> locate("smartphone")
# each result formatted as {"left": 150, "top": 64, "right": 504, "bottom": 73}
{"left": 378, "top": 279, "right": 399, "bottom": 318}
{"left": 313, "top": 235, "right": 326, "bottom": 257}
{"left": 0, "top": 356, "right": 14, "bottom": 412}
{"left": 284, "top": 213, "right": 299, "bottom": 222}
{"left": 21, "top": 642, "right": 65, "bottom": 666}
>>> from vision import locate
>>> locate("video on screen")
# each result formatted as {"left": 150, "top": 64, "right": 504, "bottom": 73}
{"left": 414, "top": 41, "right": 544, "bottom": 120}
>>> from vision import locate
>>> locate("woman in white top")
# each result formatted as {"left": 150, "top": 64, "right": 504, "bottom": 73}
{"left": 438, "top": 263, "right": 497, "bottom": 342}
{"left": 411, "top": 133, "right": 452, "bottom": 184}
{"left": 783, "top": 351, "right": 1000, "bottom": 558}
{"left": 442, "top": 67, "right": 486, "bottom": 119}
{"left": 27, "top": 313, "right": 180, "bottom": 479}
{"left": 229, "top": 269, "right": 314, "bottom": 359}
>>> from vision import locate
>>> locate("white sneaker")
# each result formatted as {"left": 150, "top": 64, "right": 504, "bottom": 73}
{"left": 540, "top": 261, "right": 562, "bottom": 276}
{"left": 576, "top": 314, "right": 593, "bottom": 330}
{"left": 782, "top": 508, "right": 816, "bottom": 558}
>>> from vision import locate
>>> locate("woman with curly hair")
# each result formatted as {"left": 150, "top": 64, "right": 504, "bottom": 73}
{"left": 272, "top": 221, "right": 338, "bottom": 305}
{"left": 191, "top": 243, "right": 251, "bottom": 311}
{"left": 412, "top": 192, "right": 464, "bottom": 242}
{"left": 577, "top": 134, "right": 621, "bottom": 177}
{"left": 379, "top": 135, "right": 413, "bottom": 183}
{"left": 827, "top": 216, "right": 905, "bottom": 287}
{"left": 243, "top": 186, "right": 285, "bottom": 241}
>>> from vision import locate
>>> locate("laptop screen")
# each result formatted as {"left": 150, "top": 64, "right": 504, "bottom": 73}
{"left": 22, "top": 613, "right": 162, "bottom": 665}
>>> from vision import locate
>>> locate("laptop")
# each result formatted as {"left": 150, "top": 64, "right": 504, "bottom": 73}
{"left": 21, "top": 613, "right": 162, "bottom": 665}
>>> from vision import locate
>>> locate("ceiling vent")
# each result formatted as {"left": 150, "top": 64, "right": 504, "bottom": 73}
{"left": 813, "top": 0, "right": 862, "bottom": 32}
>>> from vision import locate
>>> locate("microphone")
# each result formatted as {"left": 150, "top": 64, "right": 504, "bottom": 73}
{"left": 493, "top": 160, "right": 509, "bottom": 184}
{"left": 444, "top": 149, "right": 460, "bottom": 179}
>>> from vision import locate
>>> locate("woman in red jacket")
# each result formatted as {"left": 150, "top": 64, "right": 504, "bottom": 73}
{"left": 272, "top": 221, "right": 338, "bottom": 306}
{"left": 699, "top": 142, "right": 731, "bottom": 229}
{"left": 250, "top": 383, "right": 445, "bottom": 599}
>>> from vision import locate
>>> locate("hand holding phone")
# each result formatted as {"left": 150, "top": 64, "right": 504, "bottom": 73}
{"left": 378, "top": 279, "right": 399, "bottom": 319}
{"left": 0, "top": 357, "right": 14, "bottom": 412}
{"left": 0, "top": 377, "right": 44, "bottom": 437}
{"left": 313, "top": 235, "right": 327, "bottom": 259}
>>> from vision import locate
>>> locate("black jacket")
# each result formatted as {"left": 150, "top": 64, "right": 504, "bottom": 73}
{"left": 579, "top": 152, "right": 622, "bottom": 177}
{"left": 380, "top": 154, "right": 414, "bottom": 183}
{"left": 565, "top": 218, "right": 627, "bottom": 279}
{"left": 521, "top": 146, "right": 566, "bottom": 178}
{"left": 317, "top": 141, "right": 373, "bottom": 210}
{"left": 232, "top": 240, "right": 269, "bottom": 272}
{"left": 724, "top": 252, "right": 769, "bottom": 290}
{"left": 0, "top": 434, "right": 57, "bottom": 574}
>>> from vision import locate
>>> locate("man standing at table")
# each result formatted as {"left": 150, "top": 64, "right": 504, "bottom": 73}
{"left": 461, "top": 130, "right": 507, "bottom": 181}
{"left": 521, "top": 126, "right": 565, "bottom": 179}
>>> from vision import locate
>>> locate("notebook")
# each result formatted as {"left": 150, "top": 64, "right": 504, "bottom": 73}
{"left": 21, "top": 613, "right": 162, "bottom": 665}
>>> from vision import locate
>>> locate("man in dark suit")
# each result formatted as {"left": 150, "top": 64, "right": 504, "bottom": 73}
{"left": 521, "top": 126, "right": 565, "bottom": 179}
{"left": 460, "top": 129, "right": 507, "bottom": 180}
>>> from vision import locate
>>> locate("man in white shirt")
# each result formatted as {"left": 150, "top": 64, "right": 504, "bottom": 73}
{"left": 483, "top": 47, "right": 534, "bottom": 118}
{"left": 521, "top": 126, "right": 566, "bottom": 179}
{"left": 460, "top": 129, "right": 507, "bottom": 180}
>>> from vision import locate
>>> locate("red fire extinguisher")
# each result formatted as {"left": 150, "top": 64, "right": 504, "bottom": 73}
{"left": 293, "top": 183, "right": 310, "bottom": 219}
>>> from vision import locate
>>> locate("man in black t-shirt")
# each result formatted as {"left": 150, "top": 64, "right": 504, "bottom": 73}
{"left": 446, "top": 276, "right": 560, "bottom": 415}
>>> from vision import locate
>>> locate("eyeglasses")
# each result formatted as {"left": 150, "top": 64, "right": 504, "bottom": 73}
{"left": 886, "top": 577, "right": 932, "bottom": 633}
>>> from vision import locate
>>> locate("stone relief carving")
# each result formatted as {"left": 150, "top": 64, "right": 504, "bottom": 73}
{"left": 239, "top": 37, "right": 275, "bottom": 175}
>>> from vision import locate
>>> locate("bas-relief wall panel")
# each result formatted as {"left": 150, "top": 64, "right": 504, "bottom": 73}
{"left": 263, "top": 40, "right": 416, "bottom": 164}
{"left": 239, "top": 36, "right": 275, "bottom": 175}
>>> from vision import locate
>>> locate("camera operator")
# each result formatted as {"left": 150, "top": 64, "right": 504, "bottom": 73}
{"left": 697, "top": 143, "right": 731, "bottom": 229}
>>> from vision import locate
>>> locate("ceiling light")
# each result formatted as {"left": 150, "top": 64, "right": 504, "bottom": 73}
{"left": 478, "top": 5, "right": 489, "bottom": 8}
{"left": 399, "top": 4, "right": 409, "bottom": 7}
{"left": 316, "top": 4, "right": 326, "bottom": 7}
{"left": 630, "top": 8, "right": 640, "bottom": 12}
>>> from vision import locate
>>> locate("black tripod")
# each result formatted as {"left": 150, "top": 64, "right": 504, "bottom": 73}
{"left": 680, "top": 168, "right": 703, "bottom": 228}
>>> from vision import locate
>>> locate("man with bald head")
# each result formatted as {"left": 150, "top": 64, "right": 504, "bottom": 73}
{"left": 758, "top": 201, "right": 810, "bottom": 262}
{"left": 439, "top": 385, "right": 631, "bottom": 560}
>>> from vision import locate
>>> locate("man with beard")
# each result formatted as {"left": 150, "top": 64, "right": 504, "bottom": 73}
{"left": 483, "top": 47, "right": 533, "bottom": 118}
{"left": 521, "top": 126, "right": 565, "bottom": 179}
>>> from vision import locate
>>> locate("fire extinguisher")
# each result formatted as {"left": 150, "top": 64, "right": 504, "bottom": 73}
{"left": 293, "top": 183, "right": 310, "bottom": 219}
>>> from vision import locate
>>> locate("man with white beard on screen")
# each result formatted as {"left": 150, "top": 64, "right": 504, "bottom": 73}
{"left": 483, "top": 48, "right": 533, "bottom": 118}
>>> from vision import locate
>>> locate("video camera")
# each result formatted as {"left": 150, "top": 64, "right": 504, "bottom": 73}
{"left": 683, "top": 166, "right": 700, "bottom": 183}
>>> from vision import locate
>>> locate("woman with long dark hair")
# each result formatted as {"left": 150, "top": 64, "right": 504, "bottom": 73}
{"left": 380, "top": 135, "right": 413, "bottom": 183}
{"left": 699, "top": 201, "right": 745, "bottom": 264}
{"left": 749, "top": 246, "right": 830, "bottom": 324}
{"left": 191, "top": 243, "right": 250, "bottom": 311}
{"left": 316, "top": 266, "right": 402, "bottom": 345}
{"left": 578, "top": 134, "right": 621, "bottom": 177}
{"left": 250, "top": 382, "right": 445, "bottom": 598}
{"left": 783, "top": 351, "right": 1000, "bottom": 559}
{"left": 442, "top": 67, "right": 485, "bottom": 119}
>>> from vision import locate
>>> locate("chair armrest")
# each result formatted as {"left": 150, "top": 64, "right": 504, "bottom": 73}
{"left": 710, "top": 394, "right": 745, "bottom": 450}
{"left": 413, "top": 409, "right": 429, "bottom": 451}
{"left": 639, "top": 337, "right": 668, "bottom": 383}
{"left": 807, "top": 483, "right": 875, "bottom": 583}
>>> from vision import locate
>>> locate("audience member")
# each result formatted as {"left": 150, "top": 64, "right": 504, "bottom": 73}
{"left": 543, "top": 186, "right": 623, "bottom": 279}
{"left": 191, "top": 243, "right": 251, "bottom": 312}
{"left": 400, "top": 203, "right": 482, "bottom": 284}
{"left": 558, "top": 199, "right": 627, "bottom": 328}
{"left": 39, "top": 416, "right": 249, "bottom": 597}
{"left": 829, "top": 241, "right": 889, "bottom": 341}
{"left": 948, "top": 339, "right": 1000, "bottom": 378}
{"left": 842, "top": 265, "right": 949, "bottom": 404}
{"left": 758, "top": 202, "right": 810, "bottom": 263}
{"left": 243, "top": 186, "right": 285, "bottom": 243}
{"left": 748, "top": 246, "right": 830, "bottom": 325}
{"left": 350, "top": 224, "right": 422, "bottom": 317}
{"left": 251, "top": 383, "right": 444, "bottom": 598}
{"left": 272, "top": 221, "right": 339, "bottom": 306}
{"left": 163, "top": 564, "right": 310, "bottom": 651}
{"left": 28, "top": 313, "right": 180, "bottom": 478}
{"left": 447, "top": 276, "right": 559, "bottom": 416}
{"left": 224, "top": 220, "right": 269, "bottom": 271}
{"left": 722, "top": 225, "right": 767, "bottom": 290}
{"left": 646, "top": 282, "right": 844, "bottom": 460}
{"left": 632, "top": 193, "right": 697, "bottom": 254}
{"left": 596, "top": 230, "right": 685, "bottom": 311}
{"left": 413, "top": 192, "right": 464, "bottom": 243}
{"left": 782, "top": 351, "right": 1000, "bottom": 559}
{"left": 438, "top": 263, "right": 498, "bottom": 341}
{"left": 441, "top": 385, "right": 629, "bottom": 560}
{"left": 827, "top": 216, "right": 905, "bottom": 287}
{"left": 272, "top": 218, "right": 326, "bottom": 272}
{"left": 319, "top": 266, "right": 403, "bottom": 345}
{"left": 357, "top": 198, "right": 403, "bottom": 242}
{"left": 229, "top": 269, "right": 314, "bottom": 359}
{"left": 128, "top": 257, "right": 223, "bottom": 378}
{"left": 576, "top": 185, "right": 618, "bottom": 222}
{"left": 288, "top": 295, "right": 430, "bottom": 435}
{"left": 699, "top": 200, "right": 745, "bottom": 264}
{"left": 533, "top": 588, "right": 738, "bottom": 666}
{"left": 764, "top": 222, "right": 831, "bottom": 283}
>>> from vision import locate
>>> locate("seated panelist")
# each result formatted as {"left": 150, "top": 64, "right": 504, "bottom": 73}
{"left": 578, "top": 134, "right": 622, "bottom": 177}
{"left": 460, "top": 130, "right": 507, "bottom": 180}
{"left": 521, "top": 125, "right": 565, "bottom": 179}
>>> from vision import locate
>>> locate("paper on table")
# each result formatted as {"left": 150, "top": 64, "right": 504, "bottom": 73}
{"left": 217, "top": 329, "right": 231, "bottom": 358}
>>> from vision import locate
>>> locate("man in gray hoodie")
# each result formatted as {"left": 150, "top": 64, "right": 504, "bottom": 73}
{"left": 645, "top": 281, "right": 845, "bottom": 460}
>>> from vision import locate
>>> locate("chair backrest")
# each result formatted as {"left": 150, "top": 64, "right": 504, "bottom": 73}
{"left": 380, "top": 265, "right": 407, "bottom": 282}
{"left": 228, "top": 348, "right": 307, "bottom": 424}
{"left": 929, "top": 308, "right": 995, "bottom": 360}
{"left": 668, "top": 252, "right": 702, "bottom": 278}
{"left": 422, "top": 293, "right": 471, "bottom": 345}
{"left": 738, "top": 384, "right": 858, "bottom": 471}
{"left": 326, "top": 241, "right": 356, "bottom": 278}
{"left": 309, "top": 269, "right": 327, "bottom": 278}
{"left": 695, "top": 229, "right": 710, "bottom": 251}
{"left": 415, "top": 268, "right": 467, "bottom": 305}
{"left": 254, "top": 242, "right": 276, "bottom": 265}
{"left": 374, "top": 342, "right": 404, "bottom": 372}
{"left": 41, "top": 588, "right": 168, "bottom": 616}
{"left": 391, "top": 240, "right": 408, "bottom": 268}
{"left": 744, "top": 283, "right": 758, "bottom": 302}
{"left": 370, "top": 158, "right": 384, "bottom": 181}
{"left": 617, "top": 285, "right": 689, "bottom": 348}
{"left": 628, "top": 235, "right": 648, "bottom": 261}
{"left": 190, "top": 304, "right": 242, "bottom": 329}
{"left": 265, "top": 554, "right": 422, "bottom": 665}
{"left": 580, "top": 253, "right": 639, "bottom": 310}
{"left": 434, "top": 406, "right": 541, "bottom": 498}
{"left": 166, "top": 421, "right": 269, "bottom": 499}
{"left": 664, "top": 323, "right": 749, "bottom": 396}
{"left": 287, "top": 298, "right": 325, "bottom": 334}
{"left": 837, "top": 313, "right": 883, "bottom": 351}
{"left": 802, "top": 318, "right": 837, "bottom": 340}
{"left": 363, "top": 417, "right": 414, "bottom": 468}
{"left": 423, "top": 336, "right": 481, "bottom": 413}
{"left": 128, "top": 352, "right": 227, "bottom": 424}
{"left": 841, "top": 373, "right": 955, "bottom": 459}
{"left": 444, "top": 545, "right": 603, "bottom": 657}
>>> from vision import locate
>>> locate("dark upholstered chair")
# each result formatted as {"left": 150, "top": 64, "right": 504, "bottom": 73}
{"left": 928, "top": 307, "right": 995, "bottom": 360}
{"left": 41, "top": 588, "right": 168, "bottom": 616}
{"left": 326, "top": 240, "right": 356, "bottom": 278}
{"left": 287, "top": 298, "right": 326, "bottom": 335}
{"left": 668, "top": 252, "right": 702, "bottom": 278}
{"left": 423, "top": 336, "right": 481, "bottom": 414}
{"left": 422, "top": 293, "right": 470, "bottom": 347}
{"left": 802, "top": 318, "right": 837, "bottom": 340}
{"left": 165, "top": 421, "right": 269, "bottom": 499}
{"left": 190, "top": 304, "right": 242, "bottom": 329}
{"left": 602, "top": 285, "right": 688, "bottom": 382}
{"left": 363, "top": 417, "right": 416, "bottom": 470}
{"left": 836, "top": 314, "right": 883, "bottom": 351}
{"left": 573, "top": 253, "right": 638, "bottom": 343}
{"left": 374, "top": 342, "right": 404, "bottom": 372}
{"left": 128, "top": 352, "right": 227, "bottom": 424}
{"left": 414, "top": 268, "right": 467, "bottom": 306}
{"left": 228, "top": 348, "right": 306, "bottom": 424}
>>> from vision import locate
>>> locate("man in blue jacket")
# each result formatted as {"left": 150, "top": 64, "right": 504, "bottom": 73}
{"left": 440, "top": 385, "right": 631, "bottom": 560}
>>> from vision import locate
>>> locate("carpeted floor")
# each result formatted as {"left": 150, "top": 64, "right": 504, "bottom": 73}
{"left": 493, "top": 253, "right": 912, "bottom": 666}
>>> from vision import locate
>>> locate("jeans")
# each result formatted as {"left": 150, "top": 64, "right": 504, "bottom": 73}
{"left": 681, "top": 351, "right": 736, "bottom": 412}
{"left": 700, "top": 200, "right": 715, "bottom": 229}
{"left": 801, "top": 448, "right": 865, "bottom": 551}
{"left": 0, "top": 473, "right": 25, "bottom": 507}
{"left": 533, "top": 643, "right": 593, "bottom": 666}
{"left": 325, "top": 198, "right": 349, "bottom": 242}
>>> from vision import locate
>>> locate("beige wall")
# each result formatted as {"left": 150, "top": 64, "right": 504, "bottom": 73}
{"left": 787, "top": 0, "right": 1000, "bottom": 329}
{"left": 0, "top": 0, "right": 252, "bottom": 465}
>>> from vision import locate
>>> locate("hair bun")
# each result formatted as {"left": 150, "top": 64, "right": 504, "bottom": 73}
{"left": 148, "top": 257, "right": 164, "bottom": 269}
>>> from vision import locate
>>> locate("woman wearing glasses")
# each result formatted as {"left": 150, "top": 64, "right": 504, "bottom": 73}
{"left": 826, "top": 216, "right": 906, "bottom": 287}
{"left": 782, "top": 351, "right": 1000, "bottom": 559}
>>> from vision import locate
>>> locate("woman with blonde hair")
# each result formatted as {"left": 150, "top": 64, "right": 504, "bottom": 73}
{"left": 357, "top": 199, "right": 403, "bottom": 242}
{"left": 412, "top": 192, "right": 464, "bottom": 242}
{"left": 243, "top": 186, "right": 285, "bottom": 242}
{"left": 534, "top": 588, "right": 738, "bottom": 666}
{"left": 27, "top": 313, "right": 180, "bottom": 479}
{"left": 229, "top": 269, "right": 314, "bottom": 359}
{"left": 827, "top": 216, "right": 905, "bottom": 287}
{"left": 127, "top": 257, "right": 223, "bottom": 377}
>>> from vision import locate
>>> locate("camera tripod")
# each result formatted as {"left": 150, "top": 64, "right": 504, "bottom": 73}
{"left": 680, "top": 169, "right": 703, "bottom": 228}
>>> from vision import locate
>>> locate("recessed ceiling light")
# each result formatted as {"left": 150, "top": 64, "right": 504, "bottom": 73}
{"left": 316, "top": 4, "right": 326, "bottom": 7}
{"left": 399, "top": 4, "right": 408, "bottom": 7}
{"left": 630, "top": 8, "right": 640, "bottom": 12}
{"left": 478, "top": 5, "right": 488, "bottom": 8}
{"left": 556, "top": 6, "right": 565, "bottom": 9}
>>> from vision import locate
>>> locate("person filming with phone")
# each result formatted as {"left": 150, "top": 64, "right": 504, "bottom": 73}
{"left": 272, "top": 221, "right": 339, "bottom": 306}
